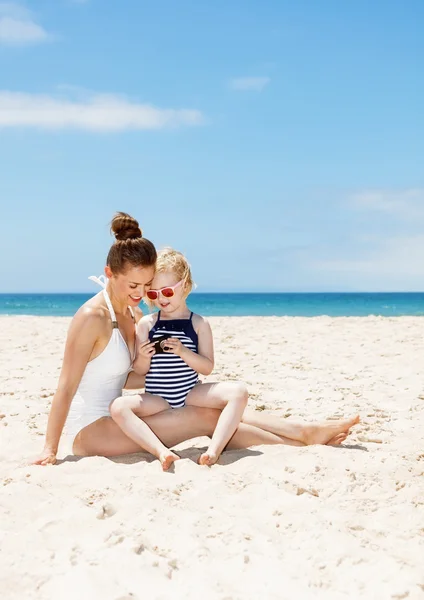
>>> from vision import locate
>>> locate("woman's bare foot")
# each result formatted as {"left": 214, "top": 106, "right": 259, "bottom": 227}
{"left": 198, "top": 451, "right": 219, "bottom": 466}
{"left": 159, "top": 450, "right": 180, "bottom": 471}
{"left": 326, "top": 432, "right": 348, "bottom": 446}
{"left": 303, "top": 415, "right": 359, "bottom": 446}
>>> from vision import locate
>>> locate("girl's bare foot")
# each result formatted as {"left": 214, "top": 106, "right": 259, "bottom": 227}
{"left": 198, "top": 451, "right": 219, "bottom": 466}
{"left": 303, "top": 415, "right": 359, "bottom": 446}
{"left": 159, "top": 450, "right": 180, "bottom": 471}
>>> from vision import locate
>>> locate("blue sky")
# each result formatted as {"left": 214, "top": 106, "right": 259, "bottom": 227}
{"left": 1, "top": 0, "right": 423, "bottom": 293}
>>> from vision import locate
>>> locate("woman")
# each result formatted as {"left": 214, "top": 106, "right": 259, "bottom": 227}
{"left": 34, "top": 212, "right": 359, "bottom": 469}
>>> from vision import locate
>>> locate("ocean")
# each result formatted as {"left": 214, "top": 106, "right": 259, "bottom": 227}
{"left": 1, "top": 292, "right": 424, "bottom": 317}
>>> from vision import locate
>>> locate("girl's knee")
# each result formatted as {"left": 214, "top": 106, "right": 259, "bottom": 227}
{"left": 229, "top": 381, "right": 248, "bottom": 407}
{"left": 109, "top": 395, "right": 128, "bottom": 419}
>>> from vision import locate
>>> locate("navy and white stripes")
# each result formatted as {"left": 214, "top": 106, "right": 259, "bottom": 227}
{"left": 145, "top": 315, "right": 199, "bottom": 407}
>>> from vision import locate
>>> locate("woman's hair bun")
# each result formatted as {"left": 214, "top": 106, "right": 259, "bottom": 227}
{"left": 110, "top": 212, "right": 142, "bottom": 241}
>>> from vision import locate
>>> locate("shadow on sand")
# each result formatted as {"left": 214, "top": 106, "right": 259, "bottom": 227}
{"left": 331, "top": 443, "right": 369, "bottom": 452}
{"left": 55, "top": 440, "right": 366, "bottom": 467}
{"left": 56, "top": 446, "right": 264, "bottom": 468}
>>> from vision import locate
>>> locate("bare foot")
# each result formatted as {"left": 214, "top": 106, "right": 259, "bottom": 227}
{"left": 198, "top": 451, "right": 219, "bottom": 466}
{"left": 303, "top": 415, "right": 359, "bottom": 446}
{"left": 326, "top": 432, "right": 347, "bottom": 446}
{"left": 159, "top": 450, "right": 180, "bottom": 471}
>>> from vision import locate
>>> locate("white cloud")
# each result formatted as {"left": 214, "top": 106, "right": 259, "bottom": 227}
{"left": 351, "top": 188, "right": 424, "bottom": 219}
{"left": 295, "top": 187, "right": 424, "bottom": 290}
{"left": 0, "top": 3, "right": 48, "bottom": 45}
{"left": 0, "top": 90, "right": 204, "bottom": 131}
{"left": 230, "top": 77, "right": 270, "bottom": 92}
{"left": 311, "top": 234, "right": 424, "bottom": 291}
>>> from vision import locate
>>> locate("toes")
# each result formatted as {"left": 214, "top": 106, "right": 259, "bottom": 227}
{"left": 327, "top": 433, "right": 347, "bottom": 446}
{"left": 199, "top": 453, "right": 217, "bottom": 466}
{"left": 346, "top": 415, "right": 360, "bottom": 429}
{"left": 160, "top": 453, "right": 179, "bottom": 471}
{"left": 198, "top": 454, "right": 210, "bottom": 466}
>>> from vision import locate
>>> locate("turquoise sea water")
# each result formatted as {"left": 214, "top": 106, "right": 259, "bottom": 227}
{"left": 1, "top": 293, "right": 424, "bottom": 317}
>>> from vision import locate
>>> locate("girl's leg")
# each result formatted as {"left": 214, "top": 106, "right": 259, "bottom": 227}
{"left": 109, "top": 393, "right": 179, "bottom": 471}
{"left": 186, "top": 382, "right": 249, "bottom": 465}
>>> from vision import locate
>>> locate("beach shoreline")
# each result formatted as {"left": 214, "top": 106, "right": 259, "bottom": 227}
{"left": 1, "top": 315, "right": 423, "bottom": 599}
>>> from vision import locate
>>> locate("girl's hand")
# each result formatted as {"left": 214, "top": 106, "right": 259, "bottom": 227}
{"left": 163, "top": 337, "right": 186, "bottom": 357}
{"left": 138, "top": 340, "right": 156, "bottom": 359}
{"left": 32, "top": 448, "right": 57, "bottom": 466}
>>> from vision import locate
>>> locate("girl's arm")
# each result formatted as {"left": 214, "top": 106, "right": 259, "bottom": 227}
{"left": 165, "top": 316, "right": 214, "bottom": 376}
{"left": 33, "top": 307, "right": 103, "bottom": 465}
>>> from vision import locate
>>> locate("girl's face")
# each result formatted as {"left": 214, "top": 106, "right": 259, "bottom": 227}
{"left": 148, "top": 270, "right": 186, "bottom": 314}
{"left": 106, "top": 264, "right": 155, "bottom": 307}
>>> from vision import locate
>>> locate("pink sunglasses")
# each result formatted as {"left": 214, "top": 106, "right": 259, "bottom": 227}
{"left": 146, "top": 280, "right": 183, "bottom": 301}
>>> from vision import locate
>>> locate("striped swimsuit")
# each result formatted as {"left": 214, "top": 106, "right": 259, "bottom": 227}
{"left": 145, "top": 311, "right": 199, "bottom": 408}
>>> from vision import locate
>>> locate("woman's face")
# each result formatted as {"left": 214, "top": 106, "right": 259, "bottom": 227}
{"left": 107, "top": 264, "right": 155, "bottom": 307}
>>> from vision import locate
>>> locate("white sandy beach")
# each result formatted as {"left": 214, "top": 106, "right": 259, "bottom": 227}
{"left": 1, "top": 315, "right": 423, "bottom": 600}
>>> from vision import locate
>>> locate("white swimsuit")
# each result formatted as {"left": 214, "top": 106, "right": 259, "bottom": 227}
{"left": 62, "top": 276, "right": 135, "bottom": 454}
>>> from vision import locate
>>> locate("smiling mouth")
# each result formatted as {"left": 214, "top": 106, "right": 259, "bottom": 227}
{"left": 130, "top": 295, "right": 142, "bottom": 302}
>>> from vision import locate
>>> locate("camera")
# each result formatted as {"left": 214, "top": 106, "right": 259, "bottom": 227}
{"left": 153, "top": 334, "right": 172, "bottom": 354}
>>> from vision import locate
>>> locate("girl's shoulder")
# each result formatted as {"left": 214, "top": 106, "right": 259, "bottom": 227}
{"left": 191, "top": 312, "right": 211, "bottom": 334}
{"left": 137, "top": 312, "right": 158, "bottom": 333}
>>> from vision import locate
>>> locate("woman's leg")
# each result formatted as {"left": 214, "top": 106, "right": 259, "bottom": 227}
{"left": 72, "top": 406, "right": 301, "bottom": 459}
{"left": 187, "top": 381, "right": 359, "bottom": 450}
{"left": 241, "top": 407, "right": 359, "bottom": 445}
{"left": 185, "top": 382, "right": 248, "bottom": 465}
{"left": 72, "top": 404, "right": 359, "bottom": 461}
{"left": 109, "top": 393, "right": 179, "bottom": 470}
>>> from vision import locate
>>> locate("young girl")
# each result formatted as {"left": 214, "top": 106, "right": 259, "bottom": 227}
{"left": 110, "top": 247, "right": 248, "bottom": 467}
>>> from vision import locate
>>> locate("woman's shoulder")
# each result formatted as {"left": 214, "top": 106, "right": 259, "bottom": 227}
{"left": 72, "top": 295, "right": 110, "bottom": 332}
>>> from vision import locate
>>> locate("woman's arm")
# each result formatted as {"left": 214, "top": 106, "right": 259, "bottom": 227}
{"left": 33, "top": 307, "right": 104, "bottom": 464}
{"left": 164, "top": 316, "right": 214, "bottom": 376}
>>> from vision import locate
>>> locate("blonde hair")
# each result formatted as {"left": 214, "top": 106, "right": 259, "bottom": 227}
{"left": 145, "top": 247, "right": 195, "bottom": 309}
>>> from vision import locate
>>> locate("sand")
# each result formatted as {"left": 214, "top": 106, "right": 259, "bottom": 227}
{"left": 1, "top": 315, "right": 423, "bottom": 600}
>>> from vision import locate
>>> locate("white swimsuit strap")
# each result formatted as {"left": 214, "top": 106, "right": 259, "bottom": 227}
{"left": 88, "top": 274, "right": 108, "bottom": 288}
{"left": 88, "top": 275, "right": 118, "bottom": 326}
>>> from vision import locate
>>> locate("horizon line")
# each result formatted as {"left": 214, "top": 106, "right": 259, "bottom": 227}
{"left": 2, "top": 290, "right": 424, "bottom": 295}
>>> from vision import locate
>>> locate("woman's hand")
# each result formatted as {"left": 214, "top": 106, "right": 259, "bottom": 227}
{"left": 32, "top": 447, "right": 57, "bottom": 466}
{"left": 163, "top": 337, "right": 187, "bottom": 357}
